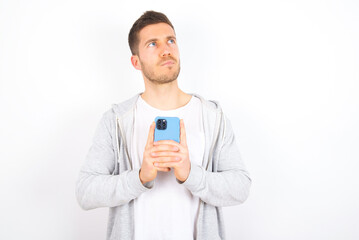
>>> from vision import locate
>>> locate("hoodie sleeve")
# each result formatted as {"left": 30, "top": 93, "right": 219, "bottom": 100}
{"left": 178, "top": 114, "right": 252, "bottom": 207}
{"left": 75, "top": 111, "right": 154, "bottom": 210}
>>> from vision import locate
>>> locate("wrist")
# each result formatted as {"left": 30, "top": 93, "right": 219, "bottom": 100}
{"left": 139, "top": 168, "right": 145, "bottom": 184}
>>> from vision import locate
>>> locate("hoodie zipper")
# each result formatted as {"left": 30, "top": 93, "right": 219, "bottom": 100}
{"left": 205, "top": 109, "right": 222, "bottom": 170}
{"left": 116, "top": 116, "right": 133, "bottom": 171}
{"left": 114, "top": 116, "right": 120, "bottom": 175}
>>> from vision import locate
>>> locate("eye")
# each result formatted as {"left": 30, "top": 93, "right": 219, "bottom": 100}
{"left": 168, "top": 39, "right": 175, "bottom": 44}
{"left": 149, "top": 42, "right": 156, "bottom": 47}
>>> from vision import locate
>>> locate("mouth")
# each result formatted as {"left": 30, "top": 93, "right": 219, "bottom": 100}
{"left": 161, "top": 60, "right": 175, "bottom": 66}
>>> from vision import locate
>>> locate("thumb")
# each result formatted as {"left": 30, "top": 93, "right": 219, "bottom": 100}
{"left": 146, "top": 121, "right": 155, "bottom": 148}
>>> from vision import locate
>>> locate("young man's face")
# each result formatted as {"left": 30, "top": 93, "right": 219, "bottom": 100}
{"left": 132, "top": 22, "right": 181, "bottom": 85}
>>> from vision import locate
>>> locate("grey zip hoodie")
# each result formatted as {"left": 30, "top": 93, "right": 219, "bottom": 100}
{"left": 75, "top": 93, "right": 252, "bottom": 240}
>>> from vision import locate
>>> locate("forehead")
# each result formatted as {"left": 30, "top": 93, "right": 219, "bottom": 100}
{"left": 138, "top": 23, "right": 175, "bottom": 43}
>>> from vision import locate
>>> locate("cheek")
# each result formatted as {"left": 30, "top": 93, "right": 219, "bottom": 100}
{"left": 140, "top": 49, "right": 154, "bottom": 59}
{"left": 171, "top": 45, "right": 178, "bottom": 51}
{"left": 140, "top": 55, "right": 154, "bottom": 66}
{"left": 171, "top": 46, "right": 180, "bottom": 57}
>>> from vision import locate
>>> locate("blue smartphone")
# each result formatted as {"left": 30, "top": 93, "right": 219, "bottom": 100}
{"left": 154, "top": 116, "right": 180, "bottom": 143}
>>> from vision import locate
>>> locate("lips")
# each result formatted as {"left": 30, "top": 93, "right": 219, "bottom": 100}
{"left": 161, "top": 60, "right": 175, "bottom": 66}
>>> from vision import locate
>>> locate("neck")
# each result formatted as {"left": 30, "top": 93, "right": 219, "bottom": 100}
{"left": 141, "top": 79, "right": 191, "bottom": 111}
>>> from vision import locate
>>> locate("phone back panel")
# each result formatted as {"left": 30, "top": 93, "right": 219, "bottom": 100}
{"left": 154, "top": 116, "right": 180, "bottom": 143}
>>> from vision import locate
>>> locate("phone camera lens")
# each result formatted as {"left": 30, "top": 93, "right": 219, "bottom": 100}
{"left": 156, "top": 119, "right": 167, "bottom": 130}
{"left": 156, "top": 119, "right": 162, "bottom": 129}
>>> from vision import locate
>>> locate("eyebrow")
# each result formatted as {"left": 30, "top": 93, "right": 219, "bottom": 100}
{"left": 143, "top": 35, "right": 176, "bottom": 47}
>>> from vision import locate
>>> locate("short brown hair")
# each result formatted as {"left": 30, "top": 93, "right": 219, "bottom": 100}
{"left": 128, "top": 10, "right": 175, "bottom": 56}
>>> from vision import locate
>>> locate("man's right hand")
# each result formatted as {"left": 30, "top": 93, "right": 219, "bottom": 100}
{"left": 139, "top": 121, "right": 171, "bottom": 184}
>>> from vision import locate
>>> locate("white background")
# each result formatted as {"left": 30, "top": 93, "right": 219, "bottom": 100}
{"left": 1, "top": 0, "right": 358, "bottom": 239}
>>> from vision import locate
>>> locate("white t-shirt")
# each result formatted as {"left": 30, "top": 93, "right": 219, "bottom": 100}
{"left": 132, "top": 94, "right": 205, "bottom": 240}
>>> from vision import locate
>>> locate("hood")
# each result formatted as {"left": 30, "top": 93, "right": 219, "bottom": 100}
{"left": 111, "top": 92, "right": 222, "bottom": 119}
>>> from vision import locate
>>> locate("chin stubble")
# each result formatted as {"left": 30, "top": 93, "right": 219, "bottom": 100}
{"left": 141, "top": 60, "right": 181, "bottom": 85}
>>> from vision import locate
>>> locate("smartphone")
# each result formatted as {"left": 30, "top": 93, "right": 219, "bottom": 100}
{"left": 154, "top": 116, "right": 180, "bottom": 143}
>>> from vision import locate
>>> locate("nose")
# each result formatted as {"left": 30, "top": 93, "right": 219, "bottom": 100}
{"left": 161, "top": 43, "right": 172, "bottom": 57}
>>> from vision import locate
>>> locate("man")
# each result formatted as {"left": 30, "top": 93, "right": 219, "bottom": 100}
{"left": 76, "top": 10, "right": 251, "bottom": 240}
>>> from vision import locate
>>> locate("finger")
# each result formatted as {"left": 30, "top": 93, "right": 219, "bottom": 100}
{"left": 156, "top": 167, "right": 171, "bottom": 172}
{"left": 180, "top": 119, "right": 187, "bottom": 146}
{"left": 154, "top": 161, "right": 180, "bottom": 168}
{"left": 152, "top": 144, "right": 180, "bottom": 152}
{"left": 151, "top": 151, "right": 181, "bottom": 158}
{"left": 152, "top": 156, "right": 181, "bottom": 162}
{"left": 153, "top": 140, "right": 181, "bottom": 148}
{"left": 146, "top": 121, "right": 155, "bottom": 148}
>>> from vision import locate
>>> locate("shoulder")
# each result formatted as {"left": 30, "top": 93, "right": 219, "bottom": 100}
{"left": 191, "top": 93, "right": 237, "bottom": 139}
{"left": 111, "top": 93, "right": 140, "bottom": 117}
{"left": 97, "top": 93, "right": 141, "bottom": 129}
{"left": 190, "top": 93, "right": 223, "bottom": 113}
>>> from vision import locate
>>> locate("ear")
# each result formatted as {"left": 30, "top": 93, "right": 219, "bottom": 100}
{"left": 131, "top": 55, "right": 142, "bottom": 70}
